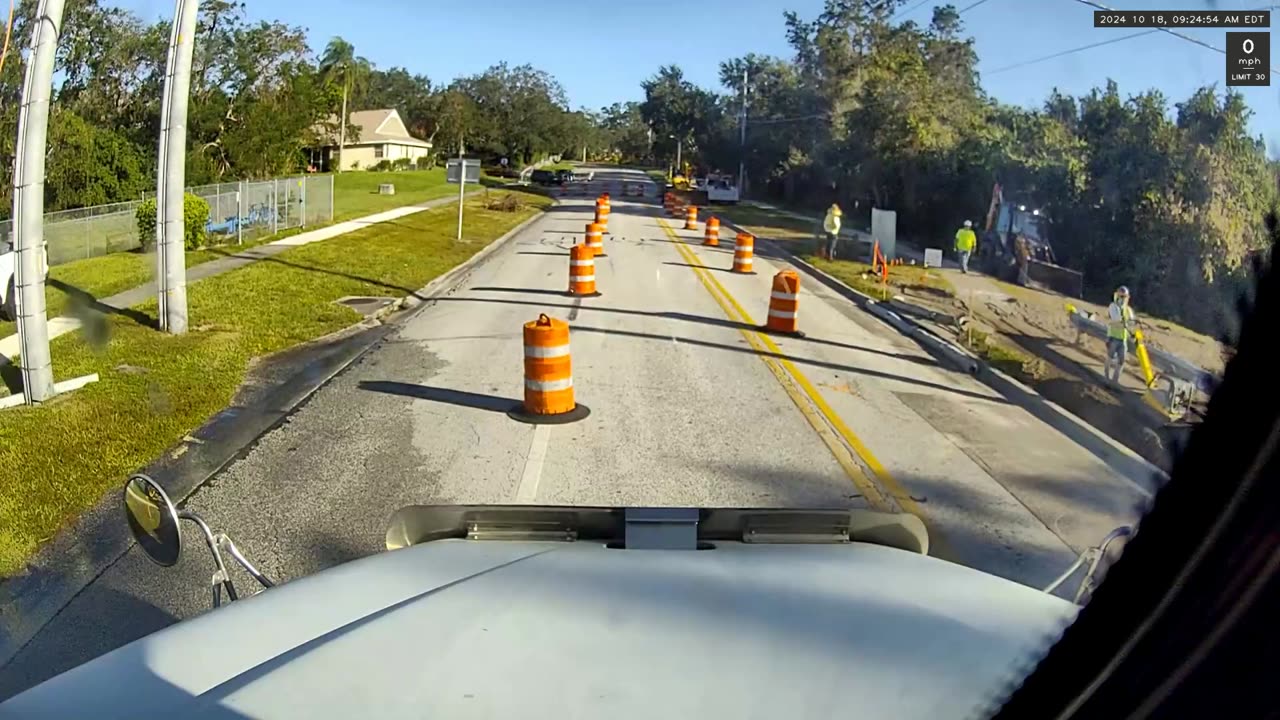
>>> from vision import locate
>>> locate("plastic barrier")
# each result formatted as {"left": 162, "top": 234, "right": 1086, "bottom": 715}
{"left": 704, "top": 216, "right": 720, "bottom": 246}
{"left": 765, "top": 270, "right": 802, "bottom": 335}
{"left": 510, "top": 314, "right": 590, "bottom": 424}
{"left": 569, "top": 243, "right": 600, "bottom": 296}
{"left": 585, "top": 222, "right": 605, "bottom": 257}
{"left": 733, "top": 232, "right": 756, "bottom": 274}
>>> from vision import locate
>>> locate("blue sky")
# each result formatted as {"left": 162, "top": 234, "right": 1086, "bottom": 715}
{"left": 117, "top": 0, "right": 1279, "bottom": 153}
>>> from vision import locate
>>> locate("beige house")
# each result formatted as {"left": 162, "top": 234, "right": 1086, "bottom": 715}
{"left": 311, "top": 108, "right": 434, "bottom": 172}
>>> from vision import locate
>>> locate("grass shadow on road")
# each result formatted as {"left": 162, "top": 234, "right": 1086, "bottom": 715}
{"left": 358, "top": 381, "right": 519, "bottom": 414}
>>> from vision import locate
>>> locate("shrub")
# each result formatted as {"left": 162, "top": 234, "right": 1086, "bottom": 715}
{"left": 370, "top": 159, "right": 393, "bottom": 172}
{"left": 482, "top": 191, "right": 521, "bottom": 212}
{"left": 392, "top": 157, "right": 412, "bottom": 170}
{"left": 136, "top": 193, "right": 211, "bottom": 251}
{"left": 415, "top": 156, "right": 434, "bottom": 171}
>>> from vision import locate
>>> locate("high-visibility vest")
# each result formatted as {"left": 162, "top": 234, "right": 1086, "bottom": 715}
{"left": 1108, "top": 302, "right": 1134, "bottom": 340}
{"left": 824, "top": 209, "right": 841, "bottom": 235}
{"left": 955, "top": 228, "right": 976, "bottom": 252}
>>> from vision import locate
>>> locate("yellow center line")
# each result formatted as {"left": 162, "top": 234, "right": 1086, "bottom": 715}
{"left": 658, "top": 219, "right": 929, "bottom": 522}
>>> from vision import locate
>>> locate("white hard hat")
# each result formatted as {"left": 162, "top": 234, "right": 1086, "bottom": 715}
{"left": 963, "top": 220, "right": 973, "bottom": 228}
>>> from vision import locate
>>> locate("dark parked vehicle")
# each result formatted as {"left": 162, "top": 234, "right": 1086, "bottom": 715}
{"left": 555, "top": 169, "right": 575, "bottom": 184}
{"left": 530, "top": 169, "right": 558, "bottom": 185}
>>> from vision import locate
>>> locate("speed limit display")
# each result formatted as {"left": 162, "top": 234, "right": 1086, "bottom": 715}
{"left": 1227, "top": 32, "right": 1270, "bottom": 86}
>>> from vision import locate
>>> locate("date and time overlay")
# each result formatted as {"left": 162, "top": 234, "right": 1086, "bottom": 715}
{"left": 1094, "top": 9, "right": 1270, "bottom": 85}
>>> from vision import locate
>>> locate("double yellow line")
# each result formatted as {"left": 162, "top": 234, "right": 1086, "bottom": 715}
{"left": 659, "top": 219, "right": 927, "bottom": 520}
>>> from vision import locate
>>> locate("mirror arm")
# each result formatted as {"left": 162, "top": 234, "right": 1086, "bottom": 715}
{"left": 217, "top": 534, "right": 275, "bottom": 589}
{"left": 182, "top": 511, "right": 240, "bottom": 603}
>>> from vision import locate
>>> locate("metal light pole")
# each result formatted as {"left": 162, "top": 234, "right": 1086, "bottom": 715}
{"left": 156, "top": 0, "right": 198, "bottom": 335}
{"left": 10, "top": 0, "right": 64, "bottom": 404}
{"left": 738, "top": 67, "right": 748, "bottom": 195}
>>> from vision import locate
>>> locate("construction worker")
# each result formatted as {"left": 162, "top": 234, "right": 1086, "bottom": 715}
{"left": 1014, "top": 234, "right": 1031, "bottom": 286}
{"left": 955, "top": 220, "right": 977, "bottom": 274}
{"left": 1104, "top": 285, "right": 1137, "bottom": 387}
{"left": 823, "top": 203, "right": 842, "bottom": 259}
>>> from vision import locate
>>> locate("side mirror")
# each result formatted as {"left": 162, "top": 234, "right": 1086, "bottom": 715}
{"left": 123, "top": 473, "right": 183, "bottom": 567}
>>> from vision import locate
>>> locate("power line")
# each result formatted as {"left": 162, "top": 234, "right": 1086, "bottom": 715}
{"left": 957, "top": 0, "right": 995, "bottom": 14}
{"left": 985, "top": 29, "right": 1158, "bottom": 75}
{"left": 892, "top": 0, "right": 933, "bottom": 21}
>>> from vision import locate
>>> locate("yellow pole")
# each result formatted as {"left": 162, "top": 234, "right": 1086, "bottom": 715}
{"left": 1132, "top": 328, "right": 1157, "bottom": 388}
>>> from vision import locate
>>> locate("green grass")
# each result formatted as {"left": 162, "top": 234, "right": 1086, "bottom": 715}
{"left": 331, "top": 169, "right": 455, "bottom": 221}
{"left": 0, "top": 232, "right": 302, "bottom": 340}
{"left": 959, "top": 327, "right": 1041, "bottom": 381}
{"left": 0, "top": 191, "right": 551, "bottom": 576}
{"left": 807, "top": 255, "right": 954, "bottom": 300}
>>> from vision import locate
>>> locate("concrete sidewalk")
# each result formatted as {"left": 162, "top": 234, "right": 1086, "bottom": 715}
{"left": 0, "top": 192, "right": 474, "bottom": 361}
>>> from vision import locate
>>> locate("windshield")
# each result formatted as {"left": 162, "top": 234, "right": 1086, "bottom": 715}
{"left": 0, "top": 0, "right": 1269, "bottom": 715}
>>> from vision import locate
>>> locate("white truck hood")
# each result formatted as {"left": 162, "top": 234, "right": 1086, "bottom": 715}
{"left": 1, "top": 538, "right": 1074, "bottom": 719}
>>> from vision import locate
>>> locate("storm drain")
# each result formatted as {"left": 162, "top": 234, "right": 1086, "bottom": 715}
{"left": 335, "top": 296, "right": 396, "bottom": 317}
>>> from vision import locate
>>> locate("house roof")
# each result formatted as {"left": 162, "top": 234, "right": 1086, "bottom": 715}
{"left": 316, "top": 109, "right": 433, "bottom": 148}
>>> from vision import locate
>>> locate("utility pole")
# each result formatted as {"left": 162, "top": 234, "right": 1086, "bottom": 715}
{"left": 11, "top": 0, "right": 63, "bottom": 404}
{"left": 156, "top": 0, "right": 198, "bottom": 335}
{"left": 738, "top": 67, "right": 748, "bottom": 196}
{"left": 675, "top": 137, "right": 682, "bottom": 176}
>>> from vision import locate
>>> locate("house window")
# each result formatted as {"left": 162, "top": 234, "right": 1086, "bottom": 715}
{"left": 374, "top": 145, "right": 385, "bottom": 159}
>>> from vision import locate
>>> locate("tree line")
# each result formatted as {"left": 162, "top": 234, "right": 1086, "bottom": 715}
{"left": 627, "top": 1, "right": 1279, "bottom": 335}
{"left": 0, "top": 0, "right": 603, "bottom": 221}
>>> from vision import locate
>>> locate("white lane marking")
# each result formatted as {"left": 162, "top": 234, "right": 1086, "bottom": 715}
{"left": 515, "top": 424, "right": 552, "bottom": 503}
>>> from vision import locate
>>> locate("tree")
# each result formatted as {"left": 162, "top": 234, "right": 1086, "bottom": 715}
{"left": 319, "top": 36, "right": 372, "bottom": 173}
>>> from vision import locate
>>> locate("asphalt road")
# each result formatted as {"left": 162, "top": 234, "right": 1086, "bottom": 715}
{"left": 0, "top": 166, "right": 1152, "bottom": 699}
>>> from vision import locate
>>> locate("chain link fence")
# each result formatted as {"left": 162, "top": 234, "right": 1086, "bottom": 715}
{"left": 0, "top": 174, "right": 335, "bottom": 267}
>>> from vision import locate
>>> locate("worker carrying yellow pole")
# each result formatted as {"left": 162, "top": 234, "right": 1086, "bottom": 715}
{"left": 822, "top": 203, "right": 842, "bottom": 259}
{"left": 1104, "top": 285, "right": 1137, "bottom": 387}
{"left": 954, "top": 220, "right": 977, "bottom": 275}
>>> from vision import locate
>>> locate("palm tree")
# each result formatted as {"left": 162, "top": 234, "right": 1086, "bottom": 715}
{"left": 319, "top": 38, "right": 372, "bottom": 173}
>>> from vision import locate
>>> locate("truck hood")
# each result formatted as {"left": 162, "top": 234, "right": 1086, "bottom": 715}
{"left": 0, "top": 540, "right": 1075, "bottom": 719}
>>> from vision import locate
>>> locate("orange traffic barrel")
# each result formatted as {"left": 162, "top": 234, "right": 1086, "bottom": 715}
{"left": 595, "top": 198, "right": 610, "bottom": 228}
{"left": 569, "top": 243, "right": 600, "bottom": 297}
{"left": 685, "top": 205, "right": 698, "bottom": 230}
{"left": 764, "top": 270, "right": 804, "bottom": 336}
{"left": 509, "top": 314, "right": 590, "bottom": 424}
{"left": 732, "top": 232, "right": 756, "bottom": 274}
{"left": 585, "top": 222, "right": 606, "bottom": 257}
{"left": 594, "top": 204, "right": 609, "bottom": 234}
{"left": 704, "top": 217, "right": 720, "bottom": 246}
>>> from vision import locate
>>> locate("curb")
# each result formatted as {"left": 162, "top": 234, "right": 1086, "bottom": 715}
{"left": 715, "top": 216, "right": 1166, "bottom": 494}
{"left": 0, "top": 201, "right": 554, "bottom": 670}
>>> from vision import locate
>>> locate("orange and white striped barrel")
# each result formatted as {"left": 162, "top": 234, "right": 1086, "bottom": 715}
{"left": 522, "top": 314, "right": 575, "bottom": 415}
{"left": 732, "top": 232, "right": 755, "bottom": 274}
{"left": 593, "top": 196, "right": 609, "bottom": 226}
{"left": 766, "top": 270, "right": 801, "bottom": 334}
{"left": 684, "top": 205, "right": 698, "bottom": 230}
{"left": 704, "top": 216, "right": 720, "bottom": 246}
{"left": 569, "top": 243, "right": 597, "bottom": 296}
{"left": 585, "top": 222, "right": 605, "bottom": 256}
{"left": 594, "top": 204, "right": 609, "bottom": 233}
{"left": 669, "top": 198, "right": 683, "bottom": 217}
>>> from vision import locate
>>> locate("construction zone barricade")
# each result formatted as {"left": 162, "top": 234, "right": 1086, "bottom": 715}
{"left": 684, "top": 205, "right": 699, "bottom": 230}
{"left": 569, "top": 243, "right": 601, "bottom": 297}
{"left": 732, "top": 232, "right": 757, "bottom": 274}
{"left": 762, "top": 270, "right": 804, "bottom": 337}
{"left": 585, "top": 222, "right": 606, "bottom": 257}
{"left": 508, "top": 314, "right": 591, "bottom": 425}
{"left": 595, "top": 198, "right": 610, "bottom": 233}
{"left": 704, "top": 216, "right": 720, "bottom": 246}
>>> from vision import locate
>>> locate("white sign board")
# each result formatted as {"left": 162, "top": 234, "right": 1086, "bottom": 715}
{"left": 924, "top": 248, "right": 943, "bottom": 268}
{"left": 871, "top": 208, "right": 897, "bottom": 260}
{"left": 446, "top": 158, "right": 481, "bottom": 184}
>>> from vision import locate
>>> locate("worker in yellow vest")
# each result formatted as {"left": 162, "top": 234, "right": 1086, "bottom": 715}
{"left": 823, "top": 204, "right": 842, "bottom": 259}
{"left": 1104, "top": 285, "right": 1136, "bottom": 387}
{"left": 954, "top": 220, "right": 977, "bottom": 274}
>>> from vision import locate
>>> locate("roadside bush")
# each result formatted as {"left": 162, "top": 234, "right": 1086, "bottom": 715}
{"left": 135, "top": 193, "right": 211, "bottom": 251}
{"left": 415, "top": 157, "right": 434, "bottom": 171}
{"left": 392, "top": 157, "right": 412, "bottom": 171}
{"left": 370, "top": 159, "right": 393, "bottom": 172}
